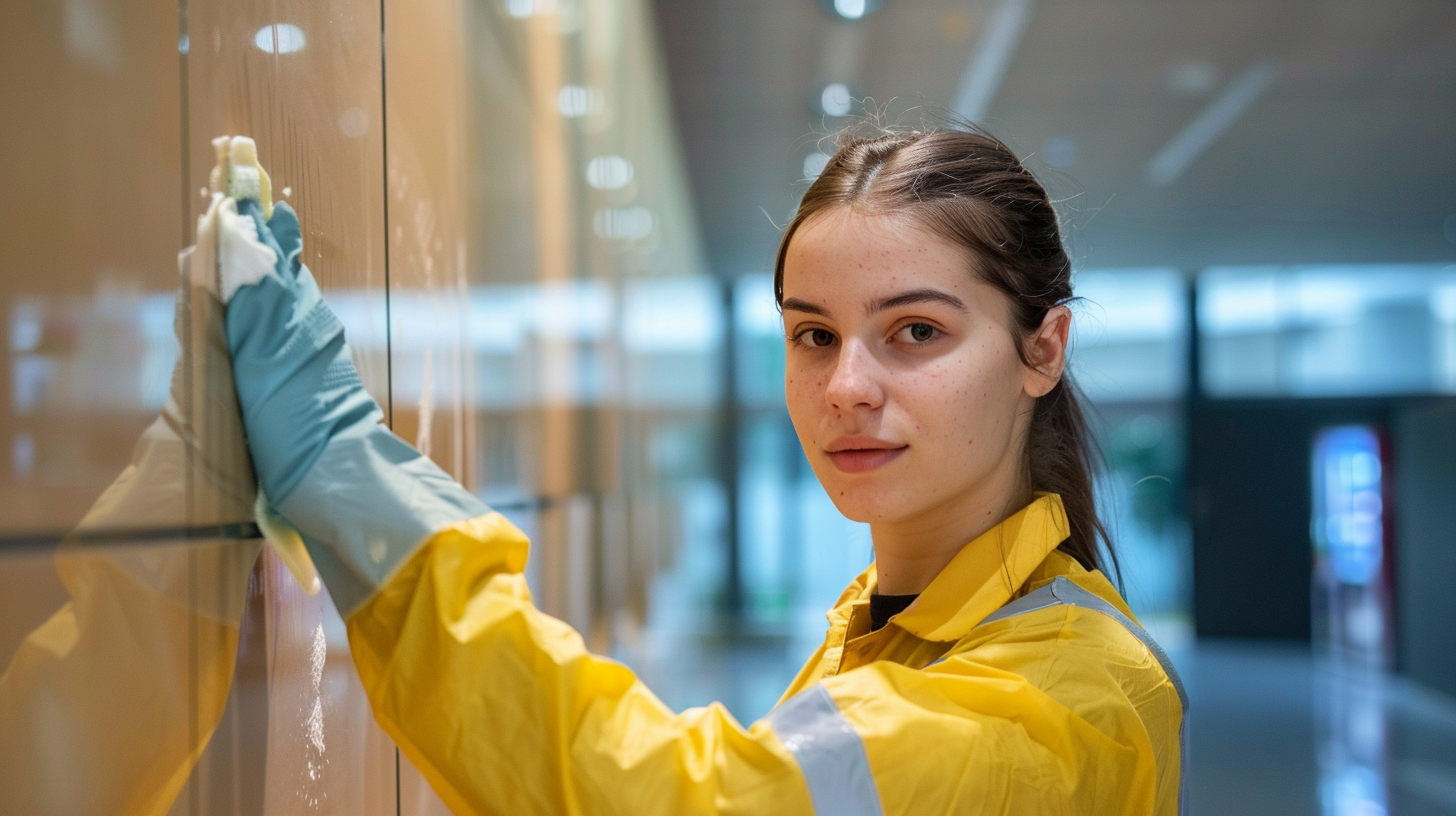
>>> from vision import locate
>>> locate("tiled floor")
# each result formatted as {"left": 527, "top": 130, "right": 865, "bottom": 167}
{"left": 1186, "top": 641, "right": 1456, "bottom": 816}
{"left": 621, "top": 635, "right": 1456, "bottom": 814}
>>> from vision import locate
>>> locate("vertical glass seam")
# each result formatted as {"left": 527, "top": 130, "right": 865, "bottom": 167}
{"left": 381, "top": 3, "right": 401, "bottom": 811}
{"left": 381, "top": 0, "right": 394, "bottom": 427}
{"left": 177, "top": 0, "right": 200, "bottom": 812}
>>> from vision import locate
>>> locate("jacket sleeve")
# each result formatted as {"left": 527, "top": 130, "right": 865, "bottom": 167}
{"left": 343, "top": 513, "right": 1162, "bottom": 816}
{"left": 344, "top": 513, "right": 816, "bottom": 816}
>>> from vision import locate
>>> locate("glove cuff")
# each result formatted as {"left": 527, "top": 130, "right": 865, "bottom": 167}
{"left": 275, "top": 424, "right": 490, "bottom": 617}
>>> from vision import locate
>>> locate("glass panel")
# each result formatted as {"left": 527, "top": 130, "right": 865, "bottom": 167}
{"left": 1199, "top": 264, "right": 1456, "bottom": 398}
{"left": 430, "top": 0, "right": 712, "bottom": 660}
{"left": 176, "top": 548, "right": 397, "bottom": 815}
{"left": 4, "top": 0, "right": 399, "bottom": 808}
{"left": 2, "top": 0, "right": 720, "bottom": 808}
{"left": 1093, "top": 405, "right": 1192, "bottom": 647}
{"left": 1070, "top": 268, "right": 1193, "bottom": 645}
{"left": 178, "top": 0, "right": 399, "bottom": 810}
{"left": 1071, "top": 268, "right": 1189, "bottom": 403}
{"left": 1, "top": 536, "right": 258, "bottom": 814}
{"left": 385, "top": 0, "right": 717, "bottom": 804}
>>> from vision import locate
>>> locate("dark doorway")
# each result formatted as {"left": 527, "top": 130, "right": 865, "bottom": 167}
{"left": 1188, "top": 398, "right": 1393, "bottom": 639}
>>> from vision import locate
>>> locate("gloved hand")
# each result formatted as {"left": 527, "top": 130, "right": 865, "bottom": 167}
{"left": 221, "top": 147, "right": 487, "bottom": 617}
{"left": 224, "top": 197, "right": 381, "bottom": 505}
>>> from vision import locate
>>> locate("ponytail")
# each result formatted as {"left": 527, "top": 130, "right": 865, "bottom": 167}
{"left": 1026, "top": 378, "right": 1113, "bottom": 577}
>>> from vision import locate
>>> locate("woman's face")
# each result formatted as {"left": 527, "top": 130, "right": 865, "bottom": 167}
{"left": 781, "top": 207, "right": 1059, "bottom": 534}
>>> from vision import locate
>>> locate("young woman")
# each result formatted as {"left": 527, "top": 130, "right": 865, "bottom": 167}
{"left": 221, "top": 126, "right": 1185, "bottom": 815}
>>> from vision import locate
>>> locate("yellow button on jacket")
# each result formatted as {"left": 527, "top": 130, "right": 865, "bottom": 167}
{"left": 347, "top": 493, "right": 1186, "bottom": 815}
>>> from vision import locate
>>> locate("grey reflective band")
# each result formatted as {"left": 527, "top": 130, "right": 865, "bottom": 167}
{"left": 974, "top": 576, "right": 1190, "bottom": 816}
{"left": 977, "top": 583, "right": 1064, "bottom": 625}
{"left": 765, "top": 684, "right": 885, "bottom": 816}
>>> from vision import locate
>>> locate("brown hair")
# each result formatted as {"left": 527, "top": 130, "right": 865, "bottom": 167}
{"left": 773, "top": 126, "right": 1114, "bottom": 577}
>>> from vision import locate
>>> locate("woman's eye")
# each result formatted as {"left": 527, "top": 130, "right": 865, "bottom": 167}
{"left": 796, "top": 328, "right": 836, "bottom": 347}
{"left": 898, "top": 323, "right": 938, "bottom": 343}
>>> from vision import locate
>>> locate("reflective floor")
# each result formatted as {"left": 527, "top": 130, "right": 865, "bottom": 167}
{"left": 622, "top": 631, "right": 1456, "bottom": 816}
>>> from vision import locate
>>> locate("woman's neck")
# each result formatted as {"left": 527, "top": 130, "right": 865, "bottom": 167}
{"left": 870, "top": 482, "right": 1031, "bottom": 596}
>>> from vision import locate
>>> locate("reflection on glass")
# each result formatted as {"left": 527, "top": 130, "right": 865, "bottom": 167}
{"left": 9, "top": 288, "right": 178, "bottom": 417}
{"left": 1, "top": 216, "right": 263, "bottom": 813}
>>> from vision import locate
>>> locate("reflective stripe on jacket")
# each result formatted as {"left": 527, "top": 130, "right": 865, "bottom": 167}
{"left": 345, "top": 493, "right": 1185, "bottom": 815}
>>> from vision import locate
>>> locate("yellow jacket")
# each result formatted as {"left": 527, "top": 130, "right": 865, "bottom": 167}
{"left": 347, "top": 493, "right": 1185, "bottom": 815}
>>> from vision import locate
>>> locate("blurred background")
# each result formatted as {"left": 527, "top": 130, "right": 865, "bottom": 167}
{"left": 0, "top": 0, "right": 1453, "bottom": 813}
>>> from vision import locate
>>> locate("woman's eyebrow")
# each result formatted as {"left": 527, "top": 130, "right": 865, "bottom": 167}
{"left": 780, "top": 297, "right": 830, "bottom": 316}
{"left": 867, "top": 288, "right": 966, "bottom": 314}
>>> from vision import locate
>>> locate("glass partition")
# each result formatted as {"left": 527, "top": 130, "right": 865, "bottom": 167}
{"left": 1199, "top": 264, "right": 1456, "bottom": 398}
{"left": 1070, "top": 268, "right": 1193, "bottom": 647}
{"left": 0, "top": 0, "right": 705, "bottom": 810}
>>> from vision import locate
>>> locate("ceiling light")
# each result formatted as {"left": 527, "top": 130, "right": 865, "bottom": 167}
{"left": 253, "top": 24, "right": 305, "bottom": 54}
{"left": 1145, "top": 60, "right": 1278, "bottom": 187}
{"left": 504, "top": 0, "right": 554, "bottom": 18}
{"left": 818, "top": 83, "right": 856, "bottom": 117}
{"left": 824, "top": 0, "right": 882, "bottom": 21}
{"left": 594, "top": 207, "right": 654, "bottom": 240}
{"left": 586, "top": 156, "right": 633, "bottom": 190}
{"left": 558, "top": 85, "right": 605, "bottom": 118}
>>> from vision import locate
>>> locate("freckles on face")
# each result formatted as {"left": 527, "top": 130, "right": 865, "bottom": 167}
{"left": 779, "top": 208, "right": 1031, "bottom": 526}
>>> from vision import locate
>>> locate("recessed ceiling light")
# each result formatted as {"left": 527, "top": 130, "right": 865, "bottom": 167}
{"left": 558, "top": 85, "right": 605, "bottom": 118}
{"left": 594, "top": 207, "right": 654, "bottom": 240}
{"left": 817, "top": 83, "right": 857, "bottom": 117}
{"left": 505, "top": 0, "right": 554, "bottom": 18}
{"left": 586, "top": 156, "right": 634, "bottom": 190}
{"left": 824, "top": 0, "right": 882, "bottom": 21}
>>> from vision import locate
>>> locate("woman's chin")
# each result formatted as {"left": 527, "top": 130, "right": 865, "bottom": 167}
{"left": 824, "top": 487, "right": 921, "bottom": 526}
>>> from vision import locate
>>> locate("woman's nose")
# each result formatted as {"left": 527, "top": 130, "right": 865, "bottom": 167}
{"left": 824, "top": 339, "right": 885, "bottom": 412}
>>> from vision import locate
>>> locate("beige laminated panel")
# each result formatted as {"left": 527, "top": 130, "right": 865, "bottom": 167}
{"left": 0, "top": 0, "right": 187, "bottom": 535}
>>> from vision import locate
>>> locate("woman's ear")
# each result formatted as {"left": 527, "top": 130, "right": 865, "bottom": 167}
{"left": 1022, "top": 305, "right": 1071, "bottom": 398}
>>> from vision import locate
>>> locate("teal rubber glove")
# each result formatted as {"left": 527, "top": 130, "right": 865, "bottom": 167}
{"left": 225, "top": 199, "right": 374, "bottom": 503}
{"left": 224, "top": 198, "right": 488, "bottom": 616}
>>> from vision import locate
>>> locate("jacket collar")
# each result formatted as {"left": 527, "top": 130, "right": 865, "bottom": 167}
{"left": 830, "top": 493, "right": 1071, "bottom": 643}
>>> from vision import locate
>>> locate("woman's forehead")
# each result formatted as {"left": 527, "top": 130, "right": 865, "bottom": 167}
{"left": 782, "top": 211, "right": 987, "bottom": 305}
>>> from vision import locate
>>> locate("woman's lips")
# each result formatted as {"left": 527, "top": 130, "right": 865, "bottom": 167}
{"left": 826, "top": 446, "right": 907, "bottom": 474}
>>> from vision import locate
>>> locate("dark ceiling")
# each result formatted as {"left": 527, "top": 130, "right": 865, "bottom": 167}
{"left": 650, "top": 0, "right": 1456, "bottom": 277}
